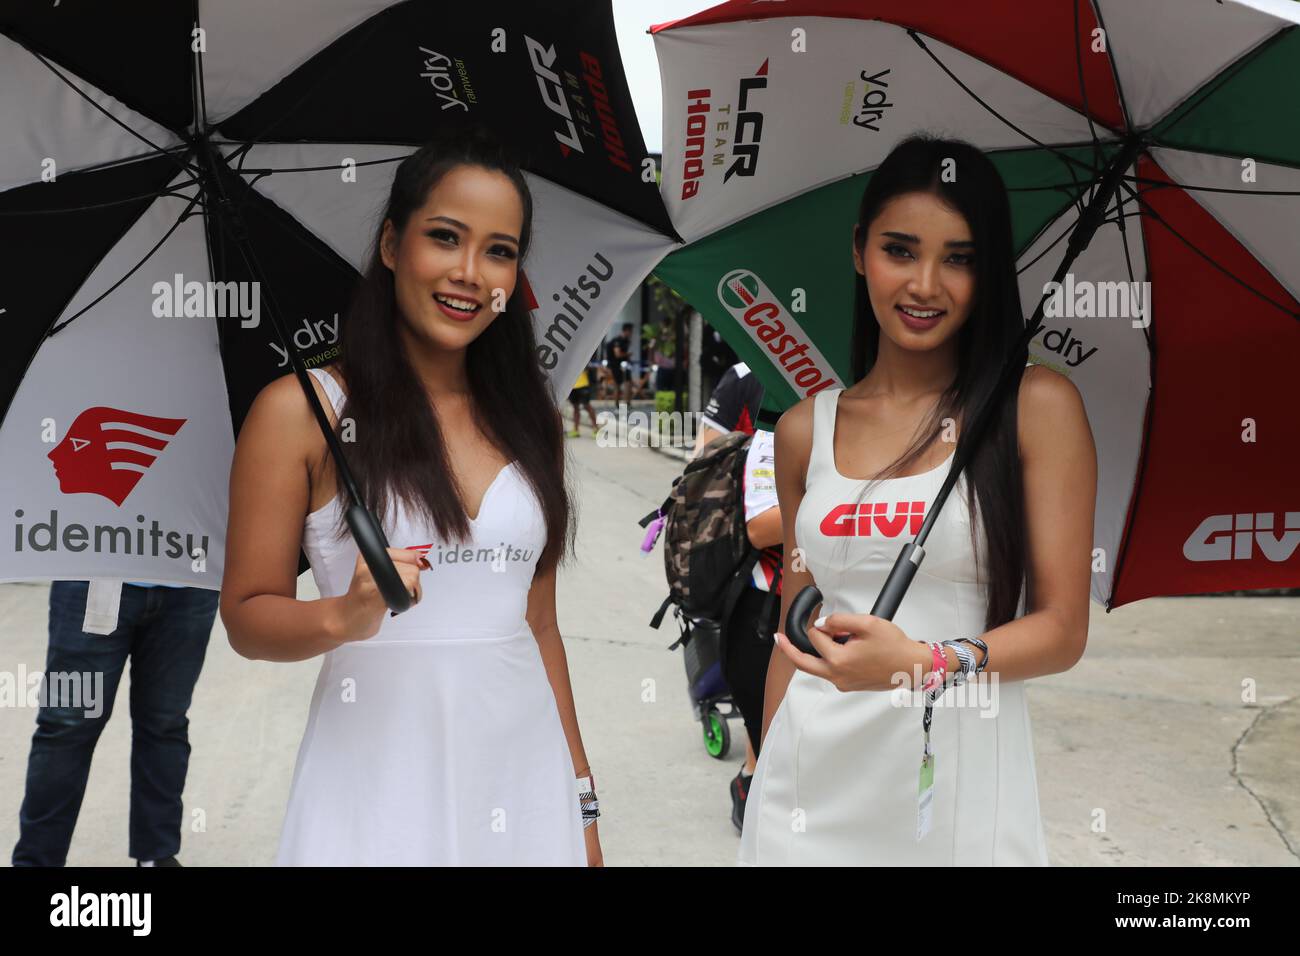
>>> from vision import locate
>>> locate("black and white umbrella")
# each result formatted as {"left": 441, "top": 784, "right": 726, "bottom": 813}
{"left": 0, "top": 0, "right": 677, "bottom": 609}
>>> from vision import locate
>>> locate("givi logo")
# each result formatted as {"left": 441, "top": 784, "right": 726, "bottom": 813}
{"left": 821, "top": 501, "right": 926, "bottom": 538}
{"left": 1183, "top": 511, "right": 1300, "bottom": 562}
{"left": 48, "top": 407, "right": 186, "bottom": 507}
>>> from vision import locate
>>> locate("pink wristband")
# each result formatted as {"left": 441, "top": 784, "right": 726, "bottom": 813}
{"left": 922, "top": 641, "right": 946, "bottom": 693}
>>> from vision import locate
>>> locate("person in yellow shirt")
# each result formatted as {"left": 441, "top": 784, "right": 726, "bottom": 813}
{"left": 567, "top": 363, "right": 599, "bottom": 438}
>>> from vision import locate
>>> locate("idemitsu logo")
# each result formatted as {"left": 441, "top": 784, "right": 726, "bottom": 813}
{"left": 716, "top": 269, "right": 838, "bottom": 399}
{"left": 47, "top": 407, "right": 186, "bottom": 507}
{"left": 820, "top": 501, "right": 926, "bottom": 537}
{"left": 1183, "top": 511, "right": 1300, "bottom": 562}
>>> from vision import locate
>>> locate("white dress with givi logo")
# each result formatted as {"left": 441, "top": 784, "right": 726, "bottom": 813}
{"left": 738, "top": 386, "right": 1049, "bottom": 866}
{"left": 275, "top": 367, "right": 585, "bottom": 866}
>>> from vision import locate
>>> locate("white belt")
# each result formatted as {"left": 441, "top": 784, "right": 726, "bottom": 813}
{"left": 81, "top": 579, "right": 124, "bottom": 635}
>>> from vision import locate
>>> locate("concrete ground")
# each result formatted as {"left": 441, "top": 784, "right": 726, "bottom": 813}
{"left": 0, "top": 409, "right": 1296, "bottom": 866}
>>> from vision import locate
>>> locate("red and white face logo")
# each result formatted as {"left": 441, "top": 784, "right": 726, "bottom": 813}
{"left": 820, "top": 501, "right": 926, "bottom": 538}
{"left": 48, "top": 406, "right": 186, "bottom": 507}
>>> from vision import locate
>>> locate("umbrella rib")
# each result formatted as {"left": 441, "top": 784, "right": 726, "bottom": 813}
{"left": 45, "top": 193, "right": 203, "bottom": 338}
{"left": 1118, "top": 179, "right": 1300, "bottom": 322}
{"left": 0, "top": 183, "right": 199, "bottom": 216}
{"left": 229, "top": 155, "right": 408, "bottom": 176}
{"left": 26, "top": 48, "right": 201, "bottom": 180}
{"left": 906, "top": 30, "right": 1104, "bottom": 182}
{"left": 1110, "top": 185, "right": 1150, "bottom": 349}
{"left": 1016, "top": 213, "right": 1079, "bottom": 276}
{"left": 1074, "top": 0, "right": 1104, "bottom": 197}
{"left": 907, "top": 29, "right": 1099, "bottom": 222}
{"left": 217, "top": 12, "right": 393, "bottom": 144}
{"left": 0, "top": 145, "right": 197, "bottom": 195}
{"left": 1120, "top": 175, "right": 1300, "bottom": 197}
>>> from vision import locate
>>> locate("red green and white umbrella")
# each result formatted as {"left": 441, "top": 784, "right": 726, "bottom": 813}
{"left": 650, "top": 0, "right": 1300, "bottom": 609}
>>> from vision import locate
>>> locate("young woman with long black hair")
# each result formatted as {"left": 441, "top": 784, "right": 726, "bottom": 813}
{"left": 738, "top": 136, "right": 1097, "bottom": 865}
{"left": 220, "top": 131, "right": 600, "bottom": 866}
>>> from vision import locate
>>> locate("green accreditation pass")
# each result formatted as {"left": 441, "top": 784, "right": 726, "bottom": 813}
{"left": 916, "top": 752, "right": 935, "bottom": 841}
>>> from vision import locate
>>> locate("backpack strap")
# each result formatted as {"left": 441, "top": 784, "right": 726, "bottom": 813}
{"left": 638, "top": 494, "right": 674, "bottom": 528}
{"left": 716, "top": 547, "right": 762, "bottom": 630}
{"left": 649, "top": 594, "right": 673, "bottom": 630}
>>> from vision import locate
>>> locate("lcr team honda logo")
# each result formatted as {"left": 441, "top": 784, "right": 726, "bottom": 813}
{"left": 724, "top": 58, "right": 768, "bottom": 182}
{"left": 821, "top": 501, "right": 926, "bottom": 538}
{"left": 1183, "top": 511, "right": 1300, "bottom": 562}
{"left": 716, "top": 269, "right": 838, "bottom": 400}
{"left": 48, "top": 407, "right": 186, "bottom": 507}
{"left": 525, "top": 35, "right": 583, "bottom": 157}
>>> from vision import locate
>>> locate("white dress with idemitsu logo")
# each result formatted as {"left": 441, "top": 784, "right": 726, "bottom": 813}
{"left": 275, "top": 367, "right": 585, "bottom": 866}
{"left": 738, "top": 386, "right": 1049, "bottom": 866}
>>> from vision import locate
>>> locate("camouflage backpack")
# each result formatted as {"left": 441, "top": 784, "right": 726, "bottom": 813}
{"left": 641, "top": 430, "right": 760, "bottom": 630}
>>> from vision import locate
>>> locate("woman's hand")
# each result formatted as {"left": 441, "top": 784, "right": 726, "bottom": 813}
{"left": 334, "top": 547, "right": 429, "bottom": 643}
{"left": 774, "top": 612, "right": 929, "bottom": 692}
{"left": 584, "top": 821, "right": 603, "bottom": 867}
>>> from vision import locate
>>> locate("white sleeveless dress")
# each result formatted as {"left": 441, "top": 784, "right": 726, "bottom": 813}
{"left": 738, "top": 386, "right": 1049, "bottom": 866}
{"left": 275, "top": 367, "right": 586, "bottom": 866}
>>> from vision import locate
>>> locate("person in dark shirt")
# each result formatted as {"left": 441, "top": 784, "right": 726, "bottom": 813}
{"left": 605, "top": 323, "right": 632, "bottom": 403}
{"left": 691, "top": 362, "right": 780, "bottom": 834}
{"left": 691, "top": 361, "right": 765, "bottom": 457}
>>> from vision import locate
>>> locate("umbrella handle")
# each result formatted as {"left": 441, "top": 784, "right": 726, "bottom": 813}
{"left": 784, "top": 541, "right": 924, "bottom": 657}
{"left": 344, "top": 503, "right": 413, "bottom": 616}
{"left": 784, "top": 585, "right": 824, "bottom": 657}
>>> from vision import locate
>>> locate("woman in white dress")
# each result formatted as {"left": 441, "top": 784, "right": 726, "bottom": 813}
{"left": 739, "top": 136, "right": 1097, "bottom": 865}
{"left": 220, "top": 130, "right": 599, "bottom": 866}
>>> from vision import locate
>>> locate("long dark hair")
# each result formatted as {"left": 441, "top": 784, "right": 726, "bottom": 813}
{"left": 322, "top": 129, "right": 573, "bottom": 574}
{"left": 848, "top": 135, "right": 1028, "bottom": 630}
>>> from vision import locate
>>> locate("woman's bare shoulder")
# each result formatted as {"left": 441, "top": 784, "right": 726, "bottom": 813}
{"left": 244, "top": 366, "right": 346, "bottom": 448}
{"left": 1017, "top": 364, "right": 1092, "bottom": 459}
{"left": 773, "top": 392, "right": 821, "bottom": 479}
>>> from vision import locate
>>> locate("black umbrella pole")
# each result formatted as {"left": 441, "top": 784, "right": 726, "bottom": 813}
{"left": 785, "top": 135, "right": 1145, "bottom": 655}
{"left": 193, "top": 140, "right": 413, "bottom": 616}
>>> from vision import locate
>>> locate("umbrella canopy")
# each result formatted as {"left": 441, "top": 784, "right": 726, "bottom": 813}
{"left": 0, "top": 0, "right": 677, "bottom": 592}
{"left": 650, "top": 0, "right": 1300, "bottom": 609}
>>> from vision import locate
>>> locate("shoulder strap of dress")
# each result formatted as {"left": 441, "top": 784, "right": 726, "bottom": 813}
{"left": 306, "top": 366, "right": 345, "bottom": 418}
{"left": 807, "top": 387, "right": 843, "bottom": 481}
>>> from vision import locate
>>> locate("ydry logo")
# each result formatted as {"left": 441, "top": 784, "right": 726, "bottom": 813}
{"left": 1183, "top": 511, "right": 1300, "bottom": 562}
{"left": 723, "top": 58, "right": 768, "bottom": 182}
{"left": 418, "top": 46, "right": 475, "bottom": 112}
{"left": 1029, "top": 324, "right": 1098, "bottom": 368}
{"left": 269, "top": 312, "right": 339, "bottom": 368}
{"left": 852, "top": 68, "right": 894, "bottom": 131}
{"left": 48, "top": 407, "right": 186, "bottom": 507}
{"left": 151, "top": 273, "right": 259, "bottom": 327}
{"left": 716, "top": 269, "right": 838, "bottom": 399}
{"left": 820, "top": 500, "right": 926, "bottom": 537}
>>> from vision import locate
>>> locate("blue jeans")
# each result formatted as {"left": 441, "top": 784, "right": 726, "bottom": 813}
{"left": 11, "top": 582, "right": 218, "bottom": 866}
